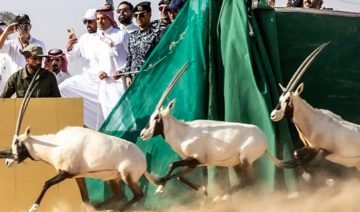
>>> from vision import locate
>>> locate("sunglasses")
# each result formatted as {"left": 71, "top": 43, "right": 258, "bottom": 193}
{"left": 83, "top": 20, "right": 94, "bottom": 25}
{"left": 159, "top": 6, "right": 167, "bottom": 12}
{"left": 134, "top": 13, "right": 147, "bottom": 19}
{"left": 116, "top": 8, "right": 129, "bottom": 14}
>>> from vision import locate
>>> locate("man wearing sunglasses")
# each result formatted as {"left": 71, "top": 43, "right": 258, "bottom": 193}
{"left": 0, "top": 44, "right": 60, "bottom": 98}
{"left": 124, "top": 2, "right": 162, "bottom": 86}
{"left": 0, "top": 14, "right": 45, "bottom": 76}
{"left": 45, "top": 49, "right": 70, "bottom": 85}
{"left": 117, "top": 1, "right": 139, "bottom": 32}
{"left": 151, "top": 0, "right": 172, "bottom": 33}
{"left": 61, "top": 9, "right": 105, "bottom": 130}
{"left": 159, "top": 0, "right": 185, "bottom": 39}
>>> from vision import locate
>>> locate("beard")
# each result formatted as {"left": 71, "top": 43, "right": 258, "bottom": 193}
{"left": 28, "top": 64, "right": 41, "bottom": 71}
{"left": 118, "top": 16, "right": 132, "bottom": 25}
{"left": 53, "top": 65, "right": 60, "bottom": 73}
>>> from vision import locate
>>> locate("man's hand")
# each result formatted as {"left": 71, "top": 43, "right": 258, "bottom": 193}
{"left": 126, "top": 76, "right": 132, "bottom": 87}
{"left": 66, "top": 34, "right": 78, "bottom": 52}
{"left": 44, "top": 58, "right": 53, "bottom": 72}
{"left": 285, "top": 1, "right": 293, "bottom": 7}
{"left": 104, "top": 3, "right": 114, "bottom": 10}
{"left": 112, "top": 71, "right": 122, "bottom": 80}
{"left": 4, "top": 23, "right": 16, "bottom": 35}
{"left": 98, "top": 71, "right": 108, "bottom": 80}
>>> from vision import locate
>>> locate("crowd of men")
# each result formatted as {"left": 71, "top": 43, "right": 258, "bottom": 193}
{"left": 0, "top": 0, "right": 186, "bottom": 130}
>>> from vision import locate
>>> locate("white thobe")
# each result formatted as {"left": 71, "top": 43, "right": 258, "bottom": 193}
{"left": 119, "top": 23, "right": 139, "bottom": 33}
{"left": 0, "top": 53, "right": 12, "bottom": 94}
{"left": 60, "top": 33, "right": 104, "bottom": 130}
{"left": 95, "top": 26, "right": 129, "bottom": 119}
{"left": 54, "top": 71, "right": 71, "bottom": 85}
{"left": 0, "top": 36, "right": 45, "bottom": 74}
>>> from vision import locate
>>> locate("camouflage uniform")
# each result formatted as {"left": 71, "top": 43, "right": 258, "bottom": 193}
{"left": 125, "top": 25, "right": 162, "bottom": 79}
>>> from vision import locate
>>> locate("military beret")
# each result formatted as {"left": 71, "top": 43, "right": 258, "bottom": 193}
{"left": 133, "top": 1, "right": 152, "bottom": 13}
{"left": 158, "top": 0, "right": 171, "bottom": 6}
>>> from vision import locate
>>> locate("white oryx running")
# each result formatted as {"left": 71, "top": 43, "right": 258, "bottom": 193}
{"left": 4, "top": 70, "right": 161, "bottom": 212}
{"left": 270, "top": 42, "right": 360, "bottom": 171}
{"left": 140, "top": 61, "right": 287, "bottom": 202}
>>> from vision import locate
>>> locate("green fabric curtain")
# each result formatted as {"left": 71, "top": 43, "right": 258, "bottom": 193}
{"left": 86, "top": 0, "right": 297, "bottom": 209}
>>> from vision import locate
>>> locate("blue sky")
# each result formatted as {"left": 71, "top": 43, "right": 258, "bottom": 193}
{"left": 1, "top": 0, "right": 359, "bottom": 73}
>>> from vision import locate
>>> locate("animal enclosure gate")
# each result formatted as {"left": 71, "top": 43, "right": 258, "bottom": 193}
{"left": 0, "top": 98, "right": 83, "bottom": 212}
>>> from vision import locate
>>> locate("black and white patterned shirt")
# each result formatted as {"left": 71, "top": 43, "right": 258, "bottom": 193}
{"left": 151, "top": 19, "right": 170, "bottom": 33}
{"left": 125, "top": 26, "right": 162, "bottom": 78}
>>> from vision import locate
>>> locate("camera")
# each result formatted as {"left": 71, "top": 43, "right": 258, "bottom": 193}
{"left": 16, "top": 23, "right": 29, "bottom": 32}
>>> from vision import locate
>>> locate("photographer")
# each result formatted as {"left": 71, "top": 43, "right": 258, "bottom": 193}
{"left": 0, "top": 14, "right": 45, "bottom": 75}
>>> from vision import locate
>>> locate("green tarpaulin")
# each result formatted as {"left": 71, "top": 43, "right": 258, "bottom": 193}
{"left": 86, "top": 0, "right": 301, "bottom": 209}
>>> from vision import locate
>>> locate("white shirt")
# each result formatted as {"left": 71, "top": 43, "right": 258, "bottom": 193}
{"left": 95, "top": 26, "right": 130, "bottom": 118}
{"left": 95, "top": 26, "right": 129, "bottom": 76}
{"left": 54, "top": 71, "right": 71, "bottom": 85}
{"left": 119, "top": 23, "right": 139, "bottom": 33}
{"left": 65, "top": 33, "right": 99, "bottom": 81}
{"left": 0, "top": 36, "right": 45, "bottom": 74}
{"left": 0, "top": 53, "right": 12, "bottom": 94}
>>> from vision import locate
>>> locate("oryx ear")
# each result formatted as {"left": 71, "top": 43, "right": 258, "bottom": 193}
{"left": 278, "top": 83, "right": 286, "bottom": 92}
{"left": 160, "top": 106, "right": 164, "bottom": 110}
{"left": 295, "top": 83, "right": 304, "bottom": 95}
{"left": 25, "top": 125, "right": 31, "bottom": 138}
{"left": 167, "top": 99, "right": 176, "bottom": 111}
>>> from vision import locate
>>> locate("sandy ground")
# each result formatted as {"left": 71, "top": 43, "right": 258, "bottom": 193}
{"left": 89, "top": 178, "right": 360, "bottom": 212}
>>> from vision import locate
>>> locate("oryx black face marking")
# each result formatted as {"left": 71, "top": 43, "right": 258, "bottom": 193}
{"left": 284, "top": 97, "right": 294, "bottom": 118}
{"left": 15, "top": 142, "right": 34, "bottom": 163}
{"left": 152, "top": 114, "right": 165, "bottom": 139}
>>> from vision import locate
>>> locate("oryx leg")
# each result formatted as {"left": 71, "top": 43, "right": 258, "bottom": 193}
{"left": 116, "top": 176, "right": 144, "bottom": 212}
{"left": 158, "top": 157, "right": 200, "bottom": 183}
{"left": 76, "top": 177, "right": 90, "bottom": 204}
{"left": 94, "top": 178, "right": 124, "bottom": 209}
{"left": 29, "top": 171, "right": 74, "bottom": 212}
{"left": 176, "top": 167, "right": 208, "bottom": 197}
{"left": 213, "top": 160, "right": 255, "bottom": 202}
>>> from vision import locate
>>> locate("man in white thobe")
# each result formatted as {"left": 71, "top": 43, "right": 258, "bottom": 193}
{"left": 46, "top": 49, "right": 71, "bottom": 85}
{"left": 0, "top": 14, "right": 45, "bottom": 75}
{"left": 95, "top": 6, "right": 130, "bottom": 119}
{"left": 60, "top": 9, "right": 105, "bottom": 130}
{"left": 0, "top": 23, "right": 12, "bottom": 93}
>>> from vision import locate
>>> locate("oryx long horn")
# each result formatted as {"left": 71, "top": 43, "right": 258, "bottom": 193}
{"left": 14, "top": 68, "right": 41, "bottom": 136}
{"left": 285, "top": 42, "right": 330, "bottom": 92}
{"left": 155, "top": 61, "right": 192, "bottom": 110}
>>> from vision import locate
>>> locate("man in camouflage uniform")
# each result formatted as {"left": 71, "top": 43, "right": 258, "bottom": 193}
{"left": 151, "top": 0, "right": 171, "bottom": 32}
{"left": 124, "top": 1, "right": 161, "bottom": 87}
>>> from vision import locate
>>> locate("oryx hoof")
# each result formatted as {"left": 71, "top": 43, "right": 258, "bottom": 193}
{"left": 197, "top": 186, "right": 208, "bottom": 196}
{"left": 155, "top": 185, "right": 165, "bottom": 194}
{"left": 302, "top": 172, "right": 311, "bottom": 182}
{"left": 325, "top": 179, "right": 335, "bottom": 187}
{"left": 287, "top": 192, "right": 300, "bottom": 199}
{"left": 212, "top": 195, "right": 221, "bottom": 203}
{"left": 29, "top": 204, "right": 39, "bottom": 212}
{"left": 222, "top": 194, "right": 231, "bottom": 202}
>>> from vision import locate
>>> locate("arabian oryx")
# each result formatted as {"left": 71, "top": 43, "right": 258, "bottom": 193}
{"left": 4, "top": 70, "right": 162, "bottom": 212}
{"left": 140, "top": 61, "right": 289, "bottom": 202}
{"left": 270, "top": 42, "right": 360, "bottom": 173}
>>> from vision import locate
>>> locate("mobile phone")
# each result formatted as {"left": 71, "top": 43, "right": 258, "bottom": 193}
{"left": 106, "top": 0, "right": 114, "bottom": 7}
{"left": 67, "top": 28, "right": 76, "bottom": 38}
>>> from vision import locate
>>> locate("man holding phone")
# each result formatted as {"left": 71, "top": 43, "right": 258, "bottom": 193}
{"left": 60, "top": 9, "right": 105, "bottom": 130}
{"left": 0, "top": 14, "right": 45, "bottom": 75}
